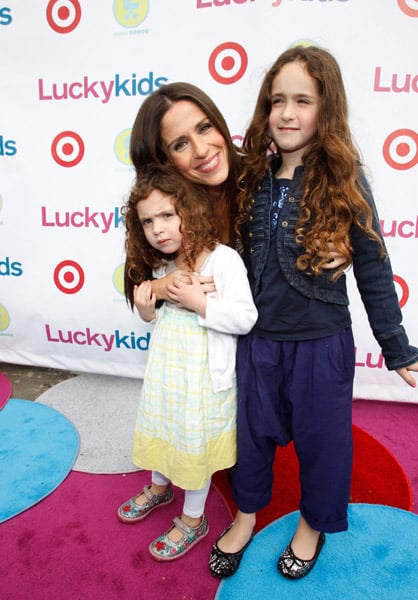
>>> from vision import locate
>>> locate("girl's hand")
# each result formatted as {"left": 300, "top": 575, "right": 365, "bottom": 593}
{"left": 396, "top": 362, "right": 418, "bottom": 387}
{"left": 196, "top": 274, "right": 216, "bottom": 294}
{"left": 134, "top": 281, "right": 156, "bottom": 322}
{"left": 167, "top": 273, "right": 207, "bottom": 317}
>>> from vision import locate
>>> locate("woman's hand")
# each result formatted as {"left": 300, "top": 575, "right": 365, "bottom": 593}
{"left": 167, "top": 273, "right": 207, "bottom": 317}
{"left": 151, "top": 271, "right": 216, "bottom": 302}
{"left": 396, "top": 362, "right": 418, "bottom": 387}
{"left": 150, "top": 270, "right": 190, "bottom": 301}
{"left": 320, "top": 241, "right": 348, "bottom": 270}
{"left": 134, "top": 281, "right": 156, "bottom": 322}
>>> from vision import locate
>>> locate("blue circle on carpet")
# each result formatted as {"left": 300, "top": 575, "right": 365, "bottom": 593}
{"left": 215, "top": 504, "right": 418, "bottom": 599}
{"left": 0, "top": 398, "right": 79, "bottom": 523}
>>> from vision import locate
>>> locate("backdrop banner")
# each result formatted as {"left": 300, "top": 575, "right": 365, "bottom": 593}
{"left": 1, "top": 1, "right": 417, "bottom": 403}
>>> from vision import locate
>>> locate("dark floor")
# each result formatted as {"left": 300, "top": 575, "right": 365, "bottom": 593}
{"left": 0, "top": 362, "right": 77, "bottom": 401}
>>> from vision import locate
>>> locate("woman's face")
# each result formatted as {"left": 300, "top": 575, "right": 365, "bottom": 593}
{"left": 160, "top": 100, "right": 229, "bottom": 189}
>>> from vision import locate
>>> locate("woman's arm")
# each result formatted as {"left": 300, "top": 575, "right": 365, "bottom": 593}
{"left": 152, "top": 271, "right": 215, "bottom": 302}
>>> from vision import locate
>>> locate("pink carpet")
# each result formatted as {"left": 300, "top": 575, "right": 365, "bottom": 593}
{"left": 0, "top": 372, "right": 12, "bottom": 410}
{"left": 1, "top": 393, "right": 416, "bottom": 600}
{"left": 352, "top": 399, "right": 418, "bottom": 512}
{"left": 0, "top": 470, "right": 232, "bottom": 600}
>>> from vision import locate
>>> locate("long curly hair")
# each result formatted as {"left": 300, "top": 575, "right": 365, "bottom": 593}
{"left": 122, "top": 166, "right": 220, "bottom": 308}
{"left": 236, "top": 45, "right": 384, "bottom": 277}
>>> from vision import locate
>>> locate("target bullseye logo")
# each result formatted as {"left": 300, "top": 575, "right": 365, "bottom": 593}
{"left": 54, "top": 260, "right": 85, "bottom": 294}
{"left": 209, "top": 42, "right": 248, "bottom": 85}
{"left": 383, "top": 129, "right": 418, "bottom": 170}
{"left": 393, "top": 275, "right": 409, "bottom": 308}
{"left": 46, "top": 0, "right": 82, "bottom": 33}
{"left": 51, "top": 131, "right": 85, "bottom": 167}
{"left": 397, "top": 0, "right": 418, "bottom": 17}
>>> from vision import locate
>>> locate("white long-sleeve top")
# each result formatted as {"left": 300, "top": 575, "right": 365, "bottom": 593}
{"left": 149, "top": 244, "right": 258, "bottom": 392}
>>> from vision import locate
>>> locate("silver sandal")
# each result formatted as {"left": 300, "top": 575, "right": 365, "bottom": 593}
{"left": 117, "top": 484, "right": 174, "bottom": 523}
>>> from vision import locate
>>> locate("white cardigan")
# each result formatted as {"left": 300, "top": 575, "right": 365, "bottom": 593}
{"left": 149, "top": 244, "right": 258, "bottom": 392}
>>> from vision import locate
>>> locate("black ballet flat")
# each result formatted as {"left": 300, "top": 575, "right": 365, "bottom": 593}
{"left": 277, "top": 532, "right": 325, "bottom": 579}
{"left": 209, "top": 524, "right": 254, "bottom": 579}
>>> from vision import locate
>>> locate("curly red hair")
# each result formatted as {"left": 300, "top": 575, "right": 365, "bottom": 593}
{"left": 122, "top": 166, "right": 220, "bottom": 308}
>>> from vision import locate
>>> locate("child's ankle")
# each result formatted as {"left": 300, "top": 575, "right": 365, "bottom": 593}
{"left": 150, "top": 483, "right": 169, "bottom": 496}
{"left": 181, "top": 513, "right": 203, "bottom": 528}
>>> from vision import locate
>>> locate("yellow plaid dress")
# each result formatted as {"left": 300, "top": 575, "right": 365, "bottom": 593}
{"left": 132, "top": 302, "right": 237, "bottom": 490}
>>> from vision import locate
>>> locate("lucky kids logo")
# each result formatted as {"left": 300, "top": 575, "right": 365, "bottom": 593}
{"left": 197, "top": 0, "right": 349, "bottom": 7}
{"left": 41, "top": 206, "right": 124, "bottom": 233}
{"left": 38, "top": 72, "right": 167, "bottom": 104}
{"left": 45, "top": 324, "right": 151, "bottom": 352}
{"left": 0, "top": 6, "right": 12, "bottom": 25}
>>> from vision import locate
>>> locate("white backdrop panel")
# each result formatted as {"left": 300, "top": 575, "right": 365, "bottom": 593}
{"left": 0, "top": 0, "right": 417, "bottom": 402}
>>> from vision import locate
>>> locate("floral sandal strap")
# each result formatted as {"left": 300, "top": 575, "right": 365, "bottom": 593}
{"left": 172, "top": 516, "right": 194, "bottom": 536}
{"left": 142, "top": 485, "right": 155, "bottom": 502}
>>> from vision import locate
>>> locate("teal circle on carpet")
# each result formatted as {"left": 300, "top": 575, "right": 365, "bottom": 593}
{"left": 0, "top": 398, "right": 80, "bottom": 523}
{"left": 215, "top": 504, "right": 418, "bottom": 600}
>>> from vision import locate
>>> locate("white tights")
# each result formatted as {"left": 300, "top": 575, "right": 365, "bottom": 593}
{"left": 152, "top": 471, "right": 211, "bottom": 519}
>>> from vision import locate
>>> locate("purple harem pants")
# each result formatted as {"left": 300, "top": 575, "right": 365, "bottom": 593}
{"left": 231, "top": 328, "right": 355, "bottom": 533}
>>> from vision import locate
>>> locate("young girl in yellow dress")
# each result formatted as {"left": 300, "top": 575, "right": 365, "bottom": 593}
{"left": 118, "top": 166, "right": 257, "bottom": 561}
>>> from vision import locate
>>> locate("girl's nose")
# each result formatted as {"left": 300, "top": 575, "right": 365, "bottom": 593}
{"left": 281, "top": 102, "right": 294, "bottom": 120}
{"left": 153, "top": 219, "right": 163, "bottom": 235}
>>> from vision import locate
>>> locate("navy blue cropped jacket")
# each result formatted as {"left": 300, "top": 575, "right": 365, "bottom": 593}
{"left": 241, "top": 161, "right": 418, "bottom": 371}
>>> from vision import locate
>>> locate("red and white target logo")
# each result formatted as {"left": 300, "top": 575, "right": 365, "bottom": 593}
{"left": 383, "top": 129, "right": 418, "bottom": 171}
{"left": 393, "top": 274, "right": 409, "bottom": 309}
{"left": 209, "top": 42, "right": 248, "bottom": 85}
{"left": 397, "top": 0, "right": 418, "bottom": 17}
{"left": 51, "top": 131, "right": 85, "bottom": 167}
{"left": 46, "top": 0, "right": 82, "bottom": 33}
{"left": 54, "top": 260, "right": 85, "bottom": 294}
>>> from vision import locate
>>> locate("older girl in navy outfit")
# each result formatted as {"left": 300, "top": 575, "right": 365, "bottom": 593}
{"left": 209, "top": 45, "right": 418, "bottom": 580}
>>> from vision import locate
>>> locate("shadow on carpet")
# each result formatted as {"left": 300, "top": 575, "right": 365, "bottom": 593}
{"left": 0, "top": 469, "right": 231, "bottom": 600}
{"left": 0, "top": 399, "right": 79, "bottom": 523}
{"left": 215, "top": 504, "right": 418, "bottom": 599}
{"left": 212, "top": 424, "right": 413, "bottom": 532}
